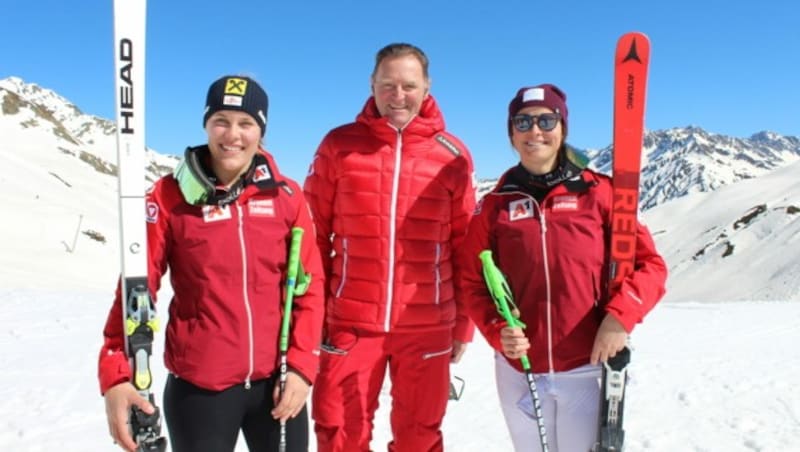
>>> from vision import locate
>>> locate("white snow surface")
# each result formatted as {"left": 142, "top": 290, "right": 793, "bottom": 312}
{"left": 1, "top": 287, "right": 798, "bottom": 451}
{"left": 1, "top": 78, "right": 799, "bottom": 450}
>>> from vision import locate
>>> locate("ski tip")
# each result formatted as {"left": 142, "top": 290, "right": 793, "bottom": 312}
{"left": 619, "top": 31, "right": 650, "bottom": 41}
{"left": 616, "top": 31, "right": 650, "bottom": 64}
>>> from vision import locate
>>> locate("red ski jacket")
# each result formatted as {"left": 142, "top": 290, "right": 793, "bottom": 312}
{"left": 303, "top": 95, "right": 476, "bottom": 342}
{"left": 459, "top": 167, "right": 667, "bottom": 373}
{"left": 98, "top": 149, "right": 325, "bottom": 393}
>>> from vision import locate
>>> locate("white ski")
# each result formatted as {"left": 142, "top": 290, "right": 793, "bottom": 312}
{"left": 113, "top": 0, "right": 166, "bottom": 450}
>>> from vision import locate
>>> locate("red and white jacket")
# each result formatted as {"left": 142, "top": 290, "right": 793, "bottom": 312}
{"left": 98, "top": 149, "right": 325, "bottom": 393}
{"left": 459, "top": 166, "right": 667, "bottom": 373}
{"left": 303, "top": 95, "right": 476, "bottom": 342}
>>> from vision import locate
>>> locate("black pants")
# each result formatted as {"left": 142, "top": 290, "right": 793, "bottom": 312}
{"left": 163, "top": 374, "right": 308, "bottom": 452}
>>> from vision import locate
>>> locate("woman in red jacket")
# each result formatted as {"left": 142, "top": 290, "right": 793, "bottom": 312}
{"left": 459, "top": 83, "right": 667, "bottom": 451}
{"left": 98, "top": 75, "right": 325, "bottom": 452}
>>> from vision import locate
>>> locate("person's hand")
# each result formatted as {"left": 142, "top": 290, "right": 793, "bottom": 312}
{"left": 104, "top": 382, "right": 155, "bottom": 452}
{"left": 499, "top": 326, "right": 530, "bottom": 360}
{"left": 451, "top": 340, "right": 468, "bottom": 363}
{"left": 272, "top": 371, "right": 310, "bottom": 423}
{"left": 590, "top": 314, "right": 628, "bottom": 365}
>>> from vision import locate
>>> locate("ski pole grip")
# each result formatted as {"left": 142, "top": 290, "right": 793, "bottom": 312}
{"left": 279, "top": 227, "right": 304, "bottom": 352}
{"left": 479, "top": 251, "right": 533, "bottom": 372}
{"left": 479, "top": 250, "right": 520, "bottom": 328}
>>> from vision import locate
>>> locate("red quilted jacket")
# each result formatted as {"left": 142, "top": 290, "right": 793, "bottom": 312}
{"left": 304, "top": 95, "right": 476, "bottom": 341}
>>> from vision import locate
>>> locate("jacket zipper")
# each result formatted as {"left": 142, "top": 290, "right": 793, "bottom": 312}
{"left": 335, "top": 238, "right": 349, "bottom": 297}
{"left": 383, "top": 131, "right": 403, "bottom": 332}
{"left": 537, "top": 203, "right": 555, "bottom": 375}
{"left": 235, "top": 204, "right": 255, "bottom": 389}
{"left": 434, "top": 242, "right": 441, "bottom": 305}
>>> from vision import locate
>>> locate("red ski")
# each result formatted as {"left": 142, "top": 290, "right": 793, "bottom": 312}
{"left": 595, "top": 31, "right": 651, "bottom": 452}
{"left": 609, "top": 31, "right": 650, "bottom": 291}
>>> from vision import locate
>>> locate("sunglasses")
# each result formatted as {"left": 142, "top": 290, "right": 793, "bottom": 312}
{"left": 511, "top": 113, "right": 561, "bottom": 132}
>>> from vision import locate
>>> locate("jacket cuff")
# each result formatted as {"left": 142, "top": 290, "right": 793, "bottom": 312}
{"left": 98, "top": 352, "right": 131, "bottom": 395}
{"left": 287, "top": 351, "right": 319, "bottom": 386}
{"left": 605, "top": 301, "right": 639, "bottom": 333}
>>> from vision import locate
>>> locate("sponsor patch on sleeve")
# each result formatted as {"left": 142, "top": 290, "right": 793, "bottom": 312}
{"left": 145, "top": 202, "right": 159, "bottom": 223}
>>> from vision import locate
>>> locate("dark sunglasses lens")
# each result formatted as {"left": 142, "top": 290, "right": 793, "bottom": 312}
{"left": 512, "top": 114, "right": 560, "bottom": 132}
{"left": 512, "top": 115, "right": 533, "bottom": 132}
{"left": 538, "top": 114, "right": 559, "bottom": 131}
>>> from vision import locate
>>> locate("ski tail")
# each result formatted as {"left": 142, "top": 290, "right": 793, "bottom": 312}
{"left": 113, "top": 0, "right": 166, "bottom": 450}
{"left": 596, "top": 347, "right": 632, "bottom": 452}
{"left": 595, "top": 31, "right": 650, "bottom": 452}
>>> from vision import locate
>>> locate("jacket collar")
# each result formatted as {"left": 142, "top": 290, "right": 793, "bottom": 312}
{"left": 355, "top": 95, "right": 445, "bottom": 142}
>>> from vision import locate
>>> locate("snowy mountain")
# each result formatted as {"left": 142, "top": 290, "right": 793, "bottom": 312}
{"left": 591, "top": 126, "right": 800, "bottom": 210}
{"left": 0, "top": 76, "right": 797, "bottom": 302}
{"left": 0, "top": 76, "right": 177, "bottom": 289}
{"left": 648, "top": 159, "right": 800, "bottom": 302}
{"left": 0, "top": 76, "right": 176, "bottom": 184}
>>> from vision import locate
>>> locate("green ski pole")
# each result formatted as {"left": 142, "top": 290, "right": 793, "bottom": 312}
{"left": 480, "top": 250, "right": 548, "bottom": 452}
{"left": 279, "top": 227, "right": 304, "bottom": 452}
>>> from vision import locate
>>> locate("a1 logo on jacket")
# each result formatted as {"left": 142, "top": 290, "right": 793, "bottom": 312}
{"left": 509, "top": 199, "right": 534, "bottom": 221}
{"left": 202, "top": 205, "right": 232, "bottom": 222}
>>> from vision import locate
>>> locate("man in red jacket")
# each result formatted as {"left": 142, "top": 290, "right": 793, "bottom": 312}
{"left": 304, "top": 43, "right": 476, "bottom": 452}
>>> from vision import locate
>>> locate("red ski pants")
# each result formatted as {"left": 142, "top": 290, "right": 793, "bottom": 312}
{"left": 312, "top": 327, "right": 452, "bottom": 452}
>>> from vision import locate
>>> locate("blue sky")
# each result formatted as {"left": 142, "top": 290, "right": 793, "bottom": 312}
{"left": 3, "top": 0, "right": 798, "bottom": 180}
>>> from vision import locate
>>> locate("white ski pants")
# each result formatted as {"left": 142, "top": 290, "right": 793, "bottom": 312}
{"left": 495, "top": 353, "right": 602, "bottom": 452}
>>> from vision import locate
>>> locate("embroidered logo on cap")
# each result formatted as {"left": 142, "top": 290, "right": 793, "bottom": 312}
{"left": 522, "top": 87, "right": 545, "bottom": 102}
{"left": 224, "top": 78, "right": 247, "bottom": 95}
{"left": 222, "top": 78, "right": 247, "bottom": 107}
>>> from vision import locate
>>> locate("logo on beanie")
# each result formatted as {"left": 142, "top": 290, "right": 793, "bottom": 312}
{"left": 222, "top": 78, "right": 248, "bottom": 107}
{"left": 225, "top": 78, "right": 247, "bottom": 95}
{"left": 522, "top": 88, "right": 545, "bottom": 102}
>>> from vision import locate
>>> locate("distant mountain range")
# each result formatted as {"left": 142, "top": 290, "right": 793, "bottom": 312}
{"left": 477, "top": 127, "right": 800, "bottom": 211}
{"left": 0, "top": 76, "right": 177, "bottom": 185}
{"left": 1, "top": 76, "right": 798, "bottom": 301}
{"left": 591, "top": 127, "right": 800, "bottom": 210}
